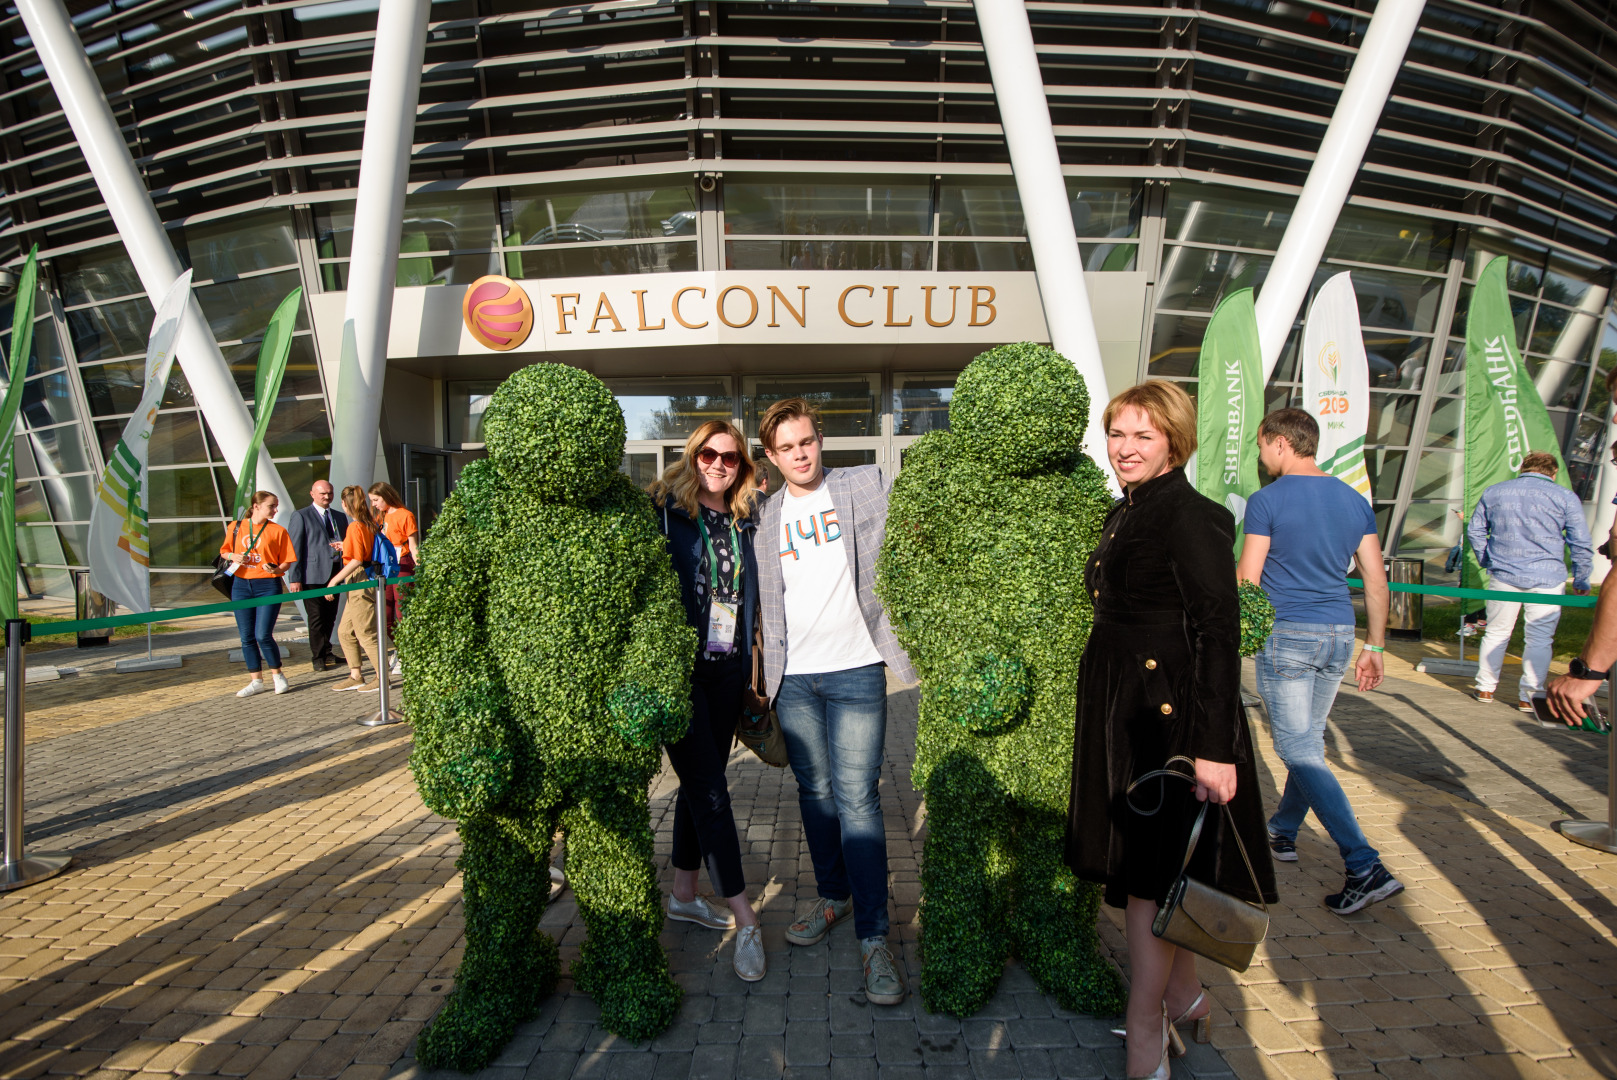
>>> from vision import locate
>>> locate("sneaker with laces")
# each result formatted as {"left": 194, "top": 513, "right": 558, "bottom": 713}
{"left": 1268, "top": 833, "right": 1297, "bottom": 862}
{"left": 860, "top": 936, "right": 905, "bottom": 1005}
{"left": 333, "top": 675, "right": 369, "bottom": 692}
{"left": 786, "top": 895, "right": 853, "bottom": 946}
{"left": 667, "top": 893, "right": 734, "bottom": 930}
{"left": 272, "top": 672, "right": 290, "bottom": 695}
{"left": 733, "top": 925, "right": 766, "bottom": 982}
{"left": 236, "top": 679, "right": 266, "bottom": 698}
{"left": 1325, "top": 862, "right": 1404, "bottom": 915}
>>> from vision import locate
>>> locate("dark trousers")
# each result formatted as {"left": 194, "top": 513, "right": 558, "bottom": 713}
{"left": 304, "top": 592, "right": 340, "bottom": 661}
{"left": 231, "top": 575, "right": 283, "bottom": 673}
{"left": 665, "top": 653, "right": 748, "bottom": 898}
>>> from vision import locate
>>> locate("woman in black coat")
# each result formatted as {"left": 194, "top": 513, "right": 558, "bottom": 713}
{"left": 1064, "top": 380, "right": 1276, "bottom": 1080}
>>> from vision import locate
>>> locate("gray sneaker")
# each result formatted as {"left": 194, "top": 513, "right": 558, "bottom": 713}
{"left": 786, "top": 895, "right": 853, "bottom": 946}
{"left": 860, "top": 936, "right": 905, "bottom": 1005}
{"left": 733, "top": 925, "right": 766, "bottom": 982}
{"left": 667, "top": 893, "right": 734, "bottom": 930}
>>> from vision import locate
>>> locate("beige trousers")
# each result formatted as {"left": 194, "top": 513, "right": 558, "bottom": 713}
{"left": 338, "top": 585, "right": 383, "bottom": 676}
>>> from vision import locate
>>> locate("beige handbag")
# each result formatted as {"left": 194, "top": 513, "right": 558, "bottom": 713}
{"left": 737, "top": 625, "right": 789, "bottom": 768}
{"left": 1127, "top": 755, "right": 1269, "bottom": 972}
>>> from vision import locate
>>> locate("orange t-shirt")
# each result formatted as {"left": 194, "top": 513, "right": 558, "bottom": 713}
{"left": 342, "top": 521, "right": 376, "bottom": 567}
{"left": 220, "top": 520, "right": 295, "bottom": 580}
{"left": 382, "top": 506, "right": 418, "bottom": 550}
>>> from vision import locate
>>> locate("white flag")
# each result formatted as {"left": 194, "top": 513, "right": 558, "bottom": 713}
{"left": 1300, "top": 272, "right": 1372, "bottom": 503}
{"left": 89, "top": 271, "right": 193, "bottom": 613}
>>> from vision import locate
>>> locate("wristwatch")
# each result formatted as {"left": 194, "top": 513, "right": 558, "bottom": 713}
{"left": 1569, "top": 657, "right": 1610, "bottom": 681}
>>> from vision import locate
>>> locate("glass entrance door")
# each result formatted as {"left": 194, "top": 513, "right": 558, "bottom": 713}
{"left": 400, "top": 444, "right": 453, "bottom": 535}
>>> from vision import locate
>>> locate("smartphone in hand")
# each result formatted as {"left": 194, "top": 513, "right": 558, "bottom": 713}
{"left": 1531, "top": 693, "right": 1610, "bottom": 734}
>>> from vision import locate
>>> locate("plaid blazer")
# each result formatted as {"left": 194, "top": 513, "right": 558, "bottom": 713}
{"left": 756, "top": 465, "right": 917, "bottom": 699}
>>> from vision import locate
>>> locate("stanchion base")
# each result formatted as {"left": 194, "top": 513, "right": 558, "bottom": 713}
{"left": 1557, "top": 820, "right": 1617, "bottom": 855}
{"left": 360, "top": 710, "right": 405, "bottom": 727}
{"left": 0, "top": 853, "right": 72, "bottom": 892}
{"left": 115, "top": 656, "right": 182, "bottom": 672}
{"left": 1417, "top": 658, "right": 1480, "bottom": 677}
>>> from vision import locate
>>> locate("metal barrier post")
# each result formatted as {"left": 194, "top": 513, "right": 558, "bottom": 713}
{"left": 1557, "top": 673, "right": 1617, "bottom": 855}
{"left": 360, "top": 577, "right": 402, "bottom": 727}
{"left": 2, "top": 618, "right": 71, "bottom": 891}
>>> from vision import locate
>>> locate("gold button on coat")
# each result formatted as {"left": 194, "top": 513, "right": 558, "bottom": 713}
{"left": 1160, "top": 703, "right": 1173, "bottom": 714}
{"left": 1145, "top": 659, "right": 1157, "bottom": 670}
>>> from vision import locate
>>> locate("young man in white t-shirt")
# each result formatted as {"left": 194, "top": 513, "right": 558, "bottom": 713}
{"left": 755, "top": 397, "right": 917, "bottom": 1006}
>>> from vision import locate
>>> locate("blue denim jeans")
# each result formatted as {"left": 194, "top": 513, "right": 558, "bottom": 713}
{"left": 1254, "top": 621, "right": 1379, "bottom": 876}
{"left": 231, "top": 575, "right": 283, "bottom": 673}
{"left": 776, "top": 663, "right": 890, "bottom": 939}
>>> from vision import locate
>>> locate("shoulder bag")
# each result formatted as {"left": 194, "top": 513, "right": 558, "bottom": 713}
{"left": 210, "top": 521, "right": 242, "bottom": 599}
{"left": 1126, "top": 754, "right": 1269, "bottom": 972}
{"left": 737, "top": 623, "right": 789, "bottom": 768}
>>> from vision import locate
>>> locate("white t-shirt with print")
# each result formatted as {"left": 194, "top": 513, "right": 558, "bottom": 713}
{"left": 777, "top": 480, "right": 884, "bottom": 676}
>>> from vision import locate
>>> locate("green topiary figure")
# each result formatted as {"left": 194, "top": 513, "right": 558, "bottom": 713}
{"left": 877, "top": 342, "right": 1125, "bottom": 1018}
{"left": 399, "top": 363, "right": 696, "bottom": 1071}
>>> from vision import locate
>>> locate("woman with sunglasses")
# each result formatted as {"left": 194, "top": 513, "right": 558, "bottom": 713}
{"left": 649, "top": 420, "right": 766, "bottom": 983}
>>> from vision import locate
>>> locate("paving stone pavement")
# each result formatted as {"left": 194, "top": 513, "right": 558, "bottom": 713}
{"left": 0, "top": 637, "right": 1614, "bottom": 1079}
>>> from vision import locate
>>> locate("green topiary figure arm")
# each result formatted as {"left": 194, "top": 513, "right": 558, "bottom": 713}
{"left": 402, "top": 462, "right": 519, "bottom": 820}
{"left": 878, "top": 432, "right": 1030, "bottom": 734}
{"left": 605, "top": 485, "right": 697, "bottom": 749}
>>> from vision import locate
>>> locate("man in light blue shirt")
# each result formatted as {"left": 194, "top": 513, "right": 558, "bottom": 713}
{"left": 1468, "top": 451, "right": 1593, "bottom": 710}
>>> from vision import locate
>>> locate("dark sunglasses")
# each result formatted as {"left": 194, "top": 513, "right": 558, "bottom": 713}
{"left": 697, "top": 448, "right": 742, "bottom": 468}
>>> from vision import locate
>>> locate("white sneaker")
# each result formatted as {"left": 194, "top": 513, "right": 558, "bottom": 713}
{"left": 389, "top": 656, "right": 402, "bottom": 676}
{"left": 272, "top": 672, "right": 290, "bottom": 695}
{"left": 236, "top": 679, "right": 266, "bottom": 698}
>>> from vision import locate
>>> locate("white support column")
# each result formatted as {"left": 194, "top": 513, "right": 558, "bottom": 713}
{"left": 1253, "top": 0, "right": 1428, "bottom": 381}
{"left": 16, "top": 0, "right": 290, "bottom": 517}
{"left": 974, "top": 0, "right": 1112, "bottom": 464}
{"left": 326, "top": 0, "right": 432, "bottom": 493}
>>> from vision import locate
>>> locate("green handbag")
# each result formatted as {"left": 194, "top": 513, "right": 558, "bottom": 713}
{"left": 1128, "top": 755, "right": 1270, "bottom": 972}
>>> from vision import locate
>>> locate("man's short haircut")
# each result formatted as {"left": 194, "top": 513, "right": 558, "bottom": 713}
{"left": 759, "top": 397, "right": 821, "bottom": 452}
{"left": 1101, "top": 380, "right": 1198, "bottom": 467}
{"left": 1258, "top": 408, "right": 1319, "bottom": 458}
{"left": 1520, "top": 450, "right": 1559, "bottom": 477}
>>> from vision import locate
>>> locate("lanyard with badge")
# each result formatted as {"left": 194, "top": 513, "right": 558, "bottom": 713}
{"left": 226, "top": 520, "right": 266, "bottom": 576}
{"left": 698, "top": 512, "right": 742, "bottom": 654}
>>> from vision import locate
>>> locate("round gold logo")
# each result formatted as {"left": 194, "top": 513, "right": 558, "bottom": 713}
{"left": 463, "top": 275, "right": 534, "bottom": 351}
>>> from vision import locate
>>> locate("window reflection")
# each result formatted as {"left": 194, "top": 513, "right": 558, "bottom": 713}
{"left": 606, "top": 378, "right": 732, "bottom": 441}
{"left": 727, "top": 180, "right": 931, "bottom": 237}
{"left": 504, "top": 180, "right": 698, "bottom": 245}
{"left": 447, "top": 380, "right": 501, "bottom": 446}
{"left": 894, "top": 374, "right": 956, "bottom": 436}
{"left": 744, "top": 375, "right": 878, "bottom": 439}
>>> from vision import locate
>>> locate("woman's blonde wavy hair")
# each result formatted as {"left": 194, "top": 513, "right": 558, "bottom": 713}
{"left": 649, "top": 420, "right": 760, "bottom": 520}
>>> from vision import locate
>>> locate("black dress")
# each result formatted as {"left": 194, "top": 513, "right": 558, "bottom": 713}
{"left": 1064, "top": 467, "right": 1277, "bottom": 910}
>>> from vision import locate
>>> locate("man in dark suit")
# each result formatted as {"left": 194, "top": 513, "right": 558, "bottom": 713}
{"left": 286, "top": 479, "right": 348, "bottom": 671}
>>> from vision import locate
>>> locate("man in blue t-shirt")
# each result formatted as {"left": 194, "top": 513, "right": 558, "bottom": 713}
{"left": 1236, "top": 408, "right": 1401, "bottom": 916}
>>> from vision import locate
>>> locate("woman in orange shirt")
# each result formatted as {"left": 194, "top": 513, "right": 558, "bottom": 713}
{"left": 219, "top": 491, "right": 297, "bottom": 697}
{"left": 368, "top": 482, "right": 419, "bottom": 639}
{"left": 328, "top": 485, "right": 387, "bottom": 692}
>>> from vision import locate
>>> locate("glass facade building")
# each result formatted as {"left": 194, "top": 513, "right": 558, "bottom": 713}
{"left": 2, "top": 0, "right": 1615, "bottom": 603}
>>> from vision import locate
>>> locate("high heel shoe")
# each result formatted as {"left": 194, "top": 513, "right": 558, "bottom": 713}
{"left": 1126, "top": 1005, "right": 1173, "bottom": 1080}
{"left": 1111, "top": 1007, "right": 1188, "bottom": 1058}
{"left": 1173, "top": 989, "right": 1212, "bottom": 1045}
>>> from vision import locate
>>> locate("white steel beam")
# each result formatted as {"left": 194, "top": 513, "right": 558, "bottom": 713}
{"left": 974, "top": 0, "right": 1112, "bottom": 467}
{"left": 14, "top": 0, "right": 290, "bottom": 518}
{"left": 1254, "top": 0, "right": 1428, "bottom": 381}
{"left": 326, "top": 0, "right": 432, "bottom": 493}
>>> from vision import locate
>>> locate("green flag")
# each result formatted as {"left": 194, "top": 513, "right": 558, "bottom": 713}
{"left": 232, "top": 287, "right": 303, "bottom": 519}
{"left": 1194, "top": 287, "right": 1263, "bottom": 551}
{"left": 0, "top": 247, "right": 40, "bottom": 621}
{"left": 1462, "top": 256, "right": 1569, "bottom": 587}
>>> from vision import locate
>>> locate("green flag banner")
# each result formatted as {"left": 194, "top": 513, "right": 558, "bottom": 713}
{"left": 232, "top": 287, "right": 304, "bottom": 519}
{"left": 1194, "top": 287, "right": 1263, "bottom": 550}
{"left": 1462, "top": 256, "right": 1569, "bottom": 590}
{"left": 0, "top": 246, "right": 39, "bottom": 621}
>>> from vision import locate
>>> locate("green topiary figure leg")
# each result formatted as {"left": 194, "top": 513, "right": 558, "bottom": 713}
{"left": 416, "top": 814, "right": 561, "bottom": 1072}
{"left": 1009, "top": 810, "right": 1126, "bottom": 1016}
{"left": 563, "top": 783, "right": 682, "bottom": 1041}
{"left": 918, "top": 754, "right": 1013, "bottom": 1017}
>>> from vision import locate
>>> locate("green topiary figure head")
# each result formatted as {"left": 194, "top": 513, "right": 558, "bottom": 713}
{"left": 949, "top": 341, "right": 1090, "bottom": 474}
{"left": 482, "top": 363, "right": 626, "bottom": 501}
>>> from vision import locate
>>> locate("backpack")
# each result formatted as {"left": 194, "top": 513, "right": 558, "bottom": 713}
{"left": 367, "top": 528, "right": 400, "bottom": 580}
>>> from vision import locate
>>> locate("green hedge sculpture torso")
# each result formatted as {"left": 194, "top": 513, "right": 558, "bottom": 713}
{"left": 401, "top": 363, "right": 695, "bottom": 1071}
{"left": 877, "top": 342, "right": 1124, "bottom": 1018}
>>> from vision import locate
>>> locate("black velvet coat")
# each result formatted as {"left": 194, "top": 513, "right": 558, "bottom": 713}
{"left": 1063, "top": 467, "right": 1277, "bottom": 909}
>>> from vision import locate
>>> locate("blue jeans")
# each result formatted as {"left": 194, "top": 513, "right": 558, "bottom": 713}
{"left": 232, "top": 575, "right": 283, "bottom": 673}
{"left": 1254, "top": 622, "right": 1379, "bottom": 877}
{"left": 776, "top": 663, "right": 890, "bottom": 940}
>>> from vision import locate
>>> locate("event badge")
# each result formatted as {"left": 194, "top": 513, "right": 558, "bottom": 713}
{"left": 707, "top": 600, "right": 738, "bottom": 654}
